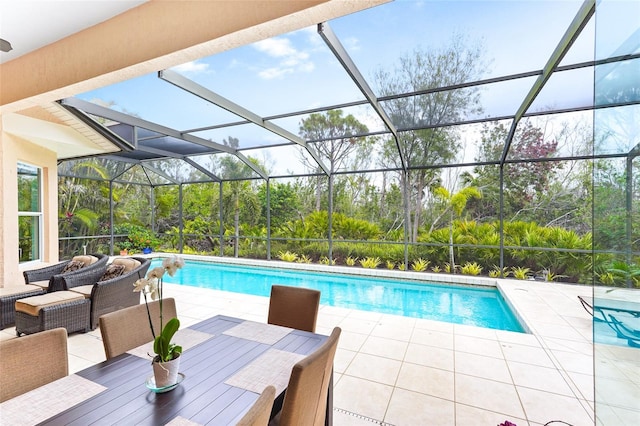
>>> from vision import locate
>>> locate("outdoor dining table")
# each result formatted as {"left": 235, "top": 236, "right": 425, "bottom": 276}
{"left": 0, "top": 315, "right": 331, "bottom": 425}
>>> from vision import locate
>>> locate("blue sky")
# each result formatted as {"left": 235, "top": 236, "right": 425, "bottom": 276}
{"left": 77, "top": 0, "right": 638, "bottom": 175}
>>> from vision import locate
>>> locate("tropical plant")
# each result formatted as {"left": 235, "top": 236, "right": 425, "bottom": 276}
{"left": 397, "top": 263, "right": 406, "bottom": 271}
{"left": 431, "top": 265, "right": 442, "bottom": 273}
{"left": 461, "top": 262, "right": 483, "bottom": 275}
{"left": 345, "top": 256, "right": 357, "bottom": 266}
{"left": 431, "top": 185, "right": 482, "bottom": 270}
{"left": 133, "top": 256, "right": 185, "bottom": 362}
{"left": 511, "top": 266, "right": 531, "bottom": 280}
{"left": 443, "top": 263, "right": 457, "bottom": 274}
{"left": 386, "top": 260, "right": 395, "bottom": 270}
{"left": 359, "top": 257, "right": 381, "bottom": 269}
{"left": 539, "top": 268, "right": 566, "bottom": 282}
{"left": 489, "top": 266, "right": 510, "bottom": 278}
{"left": 319, "top": 256, "right": 336, "bottom": 265}
{"left": 411, "top": 258, "right": 430, "bottom": 272}
{"left": 297, "top": 254, "right": 312, "bottom": 264}
{"left": 277, "top": 251, "right": 298, "bottom": 262}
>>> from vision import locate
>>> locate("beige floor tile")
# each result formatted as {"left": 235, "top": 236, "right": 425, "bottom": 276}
{"left": 454, "top": 323, "right": 498, "bottom": 339}
{"left": 414, "top": 318, "right": 454, "bottom": 333}
{"left": 404, "top": 343, "right": 454, "bottom": 371}
{"left": 410, "top": 328, "right": 453, "bottom": 350}
{"left": 501, "top": 343, "right": 555, "bottom": 367}
{"left": 552, "top": 349, "right": 594, "bottom": 375}
{"left": 66, "top": 333, "right": 106, "bottom": 364}
{"left": 360, "top": 335, "right": 408, "bottom": 360}
{"left": 455, "top": 403, "right": 527, "bottom": 426}
{"left": 338, "top": 330, "right": 367, "bottom": 352}
{"left": 346, "top": 310, "right": 383, "bottom": 322}
{"left": 495, "top": 329, "right": 541, "bottom": 346}
{"left": 0, "top": 327, "right": 17, "bottom": 341}
{"left": 454, "top": 334, "right": 503, "bottom": 358}
{"left": 370, "top": 321, "right": 413, "bottom": 341}
{"left": 317, "top": 312, "right": 346, "bottom": 329}
{"left": 344, "top": 353, "right": 402, "bottom": 386}
{"left": 396, "top": 363, "right": 454, "bottom": 400}
{"left": 68, "top": 353, "right": 99, "bottom": 374}
{"left": 338, "top": 317, "right": 378, "bottom": 335}
{"left": 333, "top": 375, "right": 393, "bottom": 421}
{"left": 455, "top": 351, "right": 512, "bottom": 383}
{"left": 334, "top": 348, "right": 357, "bottom": 374}
{"left": 517, "top": 386, "right": 594, "bottom": 426}
{"left": 332, "top": 409, "right": 380, "bottom": 426}
{"left": 508, "top": 361, "right": 574, "bottom": 396}
{"left": 385, "top": 388, "right": 454, "bottom": 426}
{"left": 455, "top": 374, "right": 525, "bottom": 419}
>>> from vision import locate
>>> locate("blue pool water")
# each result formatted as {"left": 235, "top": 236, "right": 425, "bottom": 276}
{"left": 152, "top": 260, "right": 525, "bottom": 333}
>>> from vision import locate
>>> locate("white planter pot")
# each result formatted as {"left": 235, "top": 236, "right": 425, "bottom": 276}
{"left": 152, "top": 354, "right": 181, "bottom": 388}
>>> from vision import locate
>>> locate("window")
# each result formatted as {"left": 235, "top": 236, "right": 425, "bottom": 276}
{"left": 18, "top": 162, "right": 42, "bottom": 263}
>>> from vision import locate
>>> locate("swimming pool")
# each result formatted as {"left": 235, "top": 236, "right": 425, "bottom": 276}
{"left": 152, "top": 259, "right": 525, "bottom": 333}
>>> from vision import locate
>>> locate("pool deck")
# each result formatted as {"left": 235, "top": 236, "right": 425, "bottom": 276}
{"left": 4, "top": 258, "right": 639, "bottom": 425}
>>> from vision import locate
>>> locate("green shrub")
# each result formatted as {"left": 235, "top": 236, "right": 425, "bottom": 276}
{"left": 386, "top": 260, "right": 395, "bottom": 270}
{"left": 511, "top": 266, "right": 531, "bottom": 280}
{"left": 319, "top": 256, "right": 336, "bottom": 265}
{"left": 489, "top": 265, "right": 510, "bottom": 278}
{"left": 345, "top": 256, "right": 357, "bottom": 266}
{"left": 411, "top": 258, "right": 430, "bottom": 272}
{"left": 277, "top": 251, "right": 298, "bottom": 262}
{"left": 461, "top": 262, "right": 483, "bottom": 276}
{"left": 297, "top": 254, "right": 312, "bottom": 264}
{"left": 431, "top": 265, "right": 441, "bottom": 273}
{"left": 359, "top": 257, "right": 381, "bottom": 269}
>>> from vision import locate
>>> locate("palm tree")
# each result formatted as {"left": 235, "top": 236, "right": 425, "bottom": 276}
{"left": 431, "top": 185, "right": 482, "bottom": 270}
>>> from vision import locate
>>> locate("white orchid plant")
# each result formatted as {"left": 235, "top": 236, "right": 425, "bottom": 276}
{"left": 133, "top": 255, "right": 185, "bottom": 363}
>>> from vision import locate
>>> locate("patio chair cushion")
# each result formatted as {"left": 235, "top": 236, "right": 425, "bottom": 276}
{"left": 68, "top": 285, "right": 93, "bottom": 299}
{"left": 72, "top": 255, "right": 99, "bottom": 266}
{"left": 30, "top": 280, "right": 50, "bottom": 290}
{"left": 112, "top": 258, "right": 141, "bottom": 273}
{"left": 61, "top": 260, "right": 85, "bottom": 274}
{"left": 15, "top": 292, "right": 85, "bottom": 316}
{"left": 99, "top": 264, "right": 127, "bottom": 282}
{"left": 0, "top": 285, "right": 43, "bottom": 297}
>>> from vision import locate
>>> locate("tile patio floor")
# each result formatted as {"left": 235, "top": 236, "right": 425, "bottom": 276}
{"left": 3, "top": 265, "right": 639, "bottom": 426}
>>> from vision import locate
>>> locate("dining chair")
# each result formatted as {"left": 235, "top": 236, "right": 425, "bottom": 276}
{"left": 0, "top": 327, "right": 68, "bottom": 402}
{"left": 236, "top": 385, "right": 276, "bottom": 426}
{"left": 267, "top": 285, "right": 321, "bottom": 332}
{"left": 99, "top": 297, "right": 177, "bottom": 359}
{"left": 274, "top": 326, "right": 341, "bottom": 426}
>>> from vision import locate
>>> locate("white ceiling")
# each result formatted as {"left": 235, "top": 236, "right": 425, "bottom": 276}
{"left": 0, "top": 0, "right": 147, "bottom": 64}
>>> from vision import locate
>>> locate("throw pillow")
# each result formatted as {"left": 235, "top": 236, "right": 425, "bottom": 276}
{"left": 61, "top": 260, "right": 85, "bottom": 274}
{"left": 100, "top": 264, "right": 126, "bottom": 282}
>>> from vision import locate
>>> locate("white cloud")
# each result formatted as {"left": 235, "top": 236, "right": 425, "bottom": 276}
{"left": 252, "top": 36, "right": 314, "bottom": 80}
{"left": 258, "top": 67, "right": 293, "bottom": 80}
{"left": 170, "top": 61, "right": 210, "bottom": 74}
{"left": 253, "top": 38, "right": 297, "bottom": 57}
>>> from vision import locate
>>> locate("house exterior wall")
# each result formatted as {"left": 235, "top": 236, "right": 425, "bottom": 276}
{"left": 0, "top": 130, "right": 58, "bottom": 287}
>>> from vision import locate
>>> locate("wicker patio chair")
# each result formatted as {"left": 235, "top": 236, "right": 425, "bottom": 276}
{"left": 272, "top": 327, "right": 341, "bottom": 426}
{"left": 65, "top": 257, "right": 151, "bottom": 329}
{"left": 268, "top": 285, "right": 321, "bottom": 332}
{"left": 236, "top": 385, "right": 276, "bottom": 426}
{"left": 99, "top": 297, "right": 177, "bottom": 359}
{"left": 0, "top": 327, "right": 68, "bottom": 402}
{"left": 23, "top": 254, "right": 109, "bottom": 293}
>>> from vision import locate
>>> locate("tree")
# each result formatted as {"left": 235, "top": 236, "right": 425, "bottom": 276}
{"left": 298, "top": 110, "right": 372, "bottom": 211}
{"left": 375, "top": 35, "right": 486, "bottom": 241}
{"left": 471, "top": 120, "right": 564, "bottom": 222}
{"left": 431, "top": 185, "right": 482, "bottom": 268}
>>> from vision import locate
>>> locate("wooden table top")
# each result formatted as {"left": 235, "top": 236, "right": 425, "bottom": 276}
{"left": 1, "top": 315, "right": 328, "bottom": 426}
